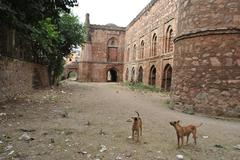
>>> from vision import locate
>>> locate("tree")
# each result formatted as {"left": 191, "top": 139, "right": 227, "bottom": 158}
{"left": 31, "top": 13, "right": 86, "bottom": 85}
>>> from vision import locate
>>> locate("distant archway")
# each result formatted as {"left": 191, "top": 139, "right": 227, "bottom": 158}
{"left": 67, "top": 71, "right": 78, "bottom": 80}
{"left": 138, "top": 66, "right": 143, "bottom": 83}
{"left": 149, "top": 65, "right": 156, "bottom": 86}
{"left": 107, "top": 68, "right": 118, "bottom": 82}
{"left": 162, "top": 64, "right": 172, "bottom": 91}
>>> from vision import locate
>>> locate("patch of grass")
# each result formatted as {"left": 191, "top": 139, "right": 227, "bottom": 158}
{"left": 123, "top": 82, "right": 162, "bottom": 93}
{"left": 165, "top": 99, "right": 174, "bottom": 110}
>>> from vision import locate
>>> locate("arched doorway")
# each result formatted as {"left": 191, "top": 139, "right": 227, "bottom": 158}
{"left": 138, "top": 66, "right": 143, "bottom": 83}
{"left": 67, "top": 71, "right": 78, "bottom": 80}
{"left": 107, "top": 69, "right": 117, "bottom": 82}
{"left": 162, "top": 64, "right": 172, "bottom": 91}
{"left": 125, "top": 68, "right": 129, "bottom": 81}
{"left": 131, "top": 67, "right": 135, "bottom": 82}
{"left": 149, "top": 65, "right": 156, "bottom": 86}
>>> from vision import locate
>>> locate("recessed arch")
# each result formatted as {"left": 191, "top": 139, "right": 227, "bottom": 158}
{"left": 162, "top": 64, "right": 172, "bottom": 91}
{"left": 133, "top": 44, "right": 137, "bottom": 60}
{"left": 107, "top": 68, "right": 118, "bottom": 82}
{"left": 149, "top": 65, "right": 156, "bottom": 86}
{"left": 152, "top": 33, "right": 157, "bottom": 56}
{"left": 107, "top": 37, "right": 118, "bottom": 62}
{"left": 138, "top": 66, "right": 143, "bottom": 83}
{"left": 165, "top": 26, "right": 174, "bottom": 53}
{"left": 140, "top": 40, "right": 144, "bottom": 59}
{"left": 125, "top": 68, "right": 129, "bottom": 81}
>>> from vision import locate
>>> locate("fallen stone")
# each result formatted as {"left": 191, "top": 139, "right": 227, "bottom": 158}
{"left": 176, "top": 154, "right": 184, "bottom": 160}
{"left": 19, "top": 133, "right": 34, "bottom": 142}
{"left": 116, "top": 155, "right": 122, "bottom": 160}
{"left": 233, "top": 144, "right": 240, "bottom": 150}
{"left": 99, "top": 145, "right": 107, "bottom": 153}
{"left": 8, "top": 150, "right": 14, "bottom": 155}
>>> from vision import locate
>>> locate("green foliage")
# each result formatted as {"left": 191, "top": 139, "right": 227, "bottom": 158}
{"left": 0, "top": 0, "right": 85, "bottom": 85}
{"left": 124, "top": 82, "right": 161, "bottom": 93}
{"left": 58, "top": 12, "right": 86, "bottom": 56}
{"left": 31, "top": 18, "right": 59, "bottom": 56}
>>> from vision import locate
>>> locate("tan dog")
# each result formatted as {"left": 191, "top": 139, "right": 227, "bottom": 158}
{"left": 170, "top": 121, "right": 202, "bottom": 148}
{"left": 131, "top": 111, "right": 142, "bottom": 142}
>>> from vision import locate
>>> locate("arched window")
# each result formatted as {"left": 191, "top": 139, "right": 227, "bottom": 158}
{"left": 140, "top": 40, "right": 144, "bottom": 59}
{"left": 107, "top": 37, "right": 118, "bottom": 62}
{"left": 138, "top": 66, "right": 143, "bottom": 83}
{"left": 149, "top": 65, "right": 156, "bottom": 86}
{"left": 152, "top": 34, "right": 157, "bottom": 56}
{"left": 165, "top": 26, "right": 174, "bottom": 53}
{"left": 133, "top": 44, "right": 137, "bottom": 60}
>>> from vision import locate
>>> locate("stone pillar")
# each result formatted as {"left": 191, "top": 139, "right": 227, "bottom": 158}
{"left": 171, "top": 0, "right": 240, "bottom": 117}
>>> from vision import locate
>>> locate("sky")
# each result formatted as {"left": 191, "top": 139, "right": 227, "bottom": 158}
{"left": 71, "top": 0, "right": 151, "bottom": 27}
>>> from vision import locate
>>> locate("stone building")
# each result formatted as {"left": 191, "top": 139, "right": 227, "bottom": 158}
{"left": 78, "top": 14, "right": 125, "bottom": 82}
{"left": 78, "top": 0, "right": 240, "bottom": 117}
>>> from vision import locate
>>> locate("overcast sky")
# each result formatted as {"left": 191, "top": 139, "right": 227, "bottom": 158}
{"left": 72, "top": 0, "right": 151, "bottom": 27}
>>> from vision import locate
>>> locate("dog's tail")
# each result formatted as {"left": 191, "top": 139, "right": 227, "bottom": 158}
{"left": 196, "top": 123, "right": 203, "bottom": 128}
{"left": 135, "top": 111, "right": 140, "bottom": 117}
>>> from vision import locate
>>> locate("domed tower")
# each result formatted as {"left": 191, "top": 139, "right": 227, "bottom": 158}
{"left": 171, "top": 0, "right": 240, "bottom": 117}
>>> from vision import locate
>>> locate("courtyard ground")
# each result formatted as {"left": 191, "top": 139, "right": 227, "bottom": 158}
{"left": 0, "top": 81, "right": 239, "bottom": 160}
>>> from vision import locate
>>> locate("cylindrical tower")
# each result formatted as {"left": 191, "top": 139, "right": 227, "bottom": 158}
{"left": 171, "top": 0, "right": 240, "bottom": 117}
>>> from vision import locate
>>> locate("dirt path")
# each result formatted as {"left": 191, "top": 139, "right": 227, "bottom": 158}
{"left": 0, "top": 81, "right": 239, "bottom": 160}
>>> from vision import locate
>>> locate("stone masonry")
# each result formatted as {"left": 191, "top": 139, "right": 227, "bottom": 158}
{"left": 171, "top": 0, "right": 240, "bottom": 117}
{"left": 78, "top": 14, "right": 125, "bottom": 82}
{"left": 0, "top": 56, "right": 49, "bottom": 102}
{"left": 78, "top": 0, "right": 240, "bottom": 117}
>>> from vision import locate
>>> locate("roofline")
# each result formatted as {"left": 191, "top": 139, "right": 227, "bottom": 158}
{"left": 126, "top": 0, "right": 158, "bottom": 29}
{"left": 90, "top": 24, "right": 126, "bottom": 31}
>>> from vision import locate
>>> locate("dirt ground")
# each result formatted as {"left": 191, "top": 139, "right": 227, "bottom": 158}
{"left": 0, "top": 81, "right": 239, "bottom": 160}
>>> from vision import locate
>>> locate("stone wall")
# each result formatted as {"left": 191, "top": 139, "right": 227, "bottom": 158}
{"left": 171, "top": 0, "right": 240, "bottom": 117}
{"left": 124, "top": 0, "right": 177, "bottom": 89}
{"left": 0, "top": 56, "right": 49, "bottom": 102}
{"left": 78, "top": 19, "right": 126, "bottom": 82}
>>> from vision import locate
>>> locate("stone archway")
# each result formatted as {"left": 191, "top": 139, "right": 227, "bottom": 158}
{"left": 138, "top": 66, "right": 143, "bottom": 83}
{"left": 107, "top": 68, "right": 118, "bottom": 82}
{"left": 67, "top": 71, "right": 78, "bottom": 80}
{"left": 149, "top": 65, "right": 156, "bottom": 86}
{"left": 162, "top": 64, "right": 172, "bottom": 91}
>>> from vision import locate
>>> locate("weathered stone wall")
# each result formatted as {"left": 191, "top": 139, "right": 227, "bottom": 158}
{"left": 78, "top": 22, "right": 125, "bottom": 82}
{"left": 171, "top": 0, "right": 240, "bottom": 117}
{"left": 124, "top": 0, "right": 177, "bottom": 89}
{"left": 0, "top": 56, "right": 49, "bottom": 102}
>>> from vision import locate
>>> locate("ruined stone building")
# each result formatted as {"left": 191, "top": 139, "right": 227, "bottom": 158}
{"left": 78, "top": 0, "right": 240, "bottom": 117}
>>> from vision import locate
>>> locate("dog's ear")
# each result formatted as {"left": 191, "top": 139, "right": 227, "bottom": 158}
{"left": 177, "top": 120, "right": 180, "bottom": 123}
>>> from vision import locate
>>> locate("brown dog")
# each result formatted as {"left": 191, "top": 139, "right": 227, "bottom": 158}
{"left": 131, "top": 111, "right": 142, "bottom": 142}
{"left": 170, "top": 121, "right": 202, "bottom": 148}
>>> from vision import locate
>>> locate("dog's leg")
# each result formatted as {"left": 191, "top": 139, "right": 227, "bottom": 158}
{"left": 181, "top": 136, "right": 184, "bottom": 147}
{"left": 140, "top": 124, "right": 142, "bottom": 136}
{"left": 192, "top": 128, "right": 197, "bottom": 145}
{"left": 186, "top": 134, "right": 190, "bottom": 144}
{"left": 132, "top": 129, "right": 134, "bottom": 141}
{"left": 137, "top": 130, "right": 140, "bottom": 142}
{"left": 177, "top": 135, "right": 180, "bottom": 148}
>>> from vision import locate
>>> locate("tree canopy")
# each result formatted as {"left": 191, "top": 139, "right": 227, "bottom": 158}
{"left": 0, "top": 0, "right": 86, "bottom": 85}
